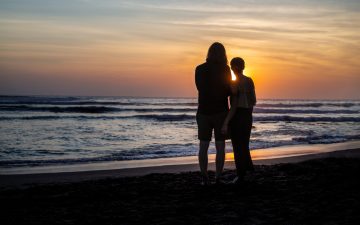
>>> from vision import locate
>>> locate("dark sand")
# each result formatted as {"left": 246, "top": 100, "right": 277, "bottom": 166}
{"left": 1, "top": 155, "right": 360, "bottom": 225}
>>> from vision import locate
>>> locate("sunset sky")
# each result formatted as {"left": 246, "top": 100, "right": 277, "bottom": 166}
{"left": 0, "top": 0, "right": 359, "bottom": 99}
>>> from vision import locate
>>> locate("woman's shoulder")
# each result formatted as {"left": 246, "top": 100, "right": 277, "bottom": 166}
{"left": 245, "top": 76, "right": 255, "bottom": 89}
{"left": 244, "top": 76, "right": 254, "bottom": 83}
{"left": 244, "top": 75, "right": 252, "bottom": 81}
{"left": 195, "top": 62, "right": 207, "bottom": 71}
{"left": 196, "top": 62, "right": 229, "bottom": 70}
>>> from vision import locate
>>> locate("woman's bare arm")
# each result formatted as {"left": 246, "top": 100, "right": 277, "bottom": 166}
{"left": 221, "top": 94, "right": 238, "bottom": 135}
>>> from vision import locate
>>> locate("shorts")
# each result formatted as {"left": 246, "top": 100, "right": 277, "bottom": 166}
{"left": 196, "top": 111, "right": 228, "bottom": 141}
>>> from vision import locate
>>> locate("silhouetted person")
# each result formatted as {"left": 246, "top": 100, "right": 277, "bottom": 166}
{"left": 195, "top": 42, "right": 231, "bottom": 185}
{"left": 222, "top": 57, "right": 256, "bottom": 184}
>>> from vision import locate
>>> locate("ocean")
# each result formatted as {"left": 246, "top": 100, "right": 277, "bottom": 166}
{"left": 0, "top": 96, "right": 359, "bottom": 168}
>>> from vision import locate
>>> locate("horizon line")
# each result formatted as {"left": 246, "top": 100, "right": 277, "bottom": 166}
{"left": 0, "top": 94, "right": 359, "bottom": 101}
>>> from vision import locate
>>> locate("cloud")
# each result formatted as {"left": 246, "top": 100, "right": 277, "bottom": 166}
{"left": 0, "top": 0, "right": 359, "bottom": 98}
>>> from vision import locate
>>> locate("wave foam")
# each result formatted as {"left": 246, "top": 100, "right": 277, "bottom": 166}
{"left": 1, "top": 114, "right": 359, "bottom": 122}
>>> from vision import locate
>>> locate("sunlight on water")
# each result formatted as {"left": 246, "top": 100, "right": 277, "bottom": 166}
{"left": 225, "top": 152, "right": 234, "bottom": 161}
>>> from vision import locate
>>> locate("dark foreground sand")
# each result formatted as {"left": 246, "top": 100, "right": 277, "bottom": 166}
{"left": 1, "top": 155, "right": 360, "bottom": 225}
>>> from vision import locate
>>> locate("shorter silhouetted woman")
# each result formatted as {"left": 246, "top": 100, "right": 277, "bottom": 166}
{"left": 221, "top": 57, "right": 256, "bottom": 184}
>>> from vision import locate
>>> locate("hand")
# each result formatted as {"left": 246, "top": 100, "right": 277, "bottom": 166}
{"left": 221, "top": 123, "right": 228, "bottom": 135}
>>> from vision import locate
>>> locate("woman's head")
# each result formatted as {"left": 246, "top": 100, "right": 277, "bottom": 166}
{"left": 230, "top": 57, "right": 245, "bottom": 74}
{"left": 206, "top": 42, "right": 227, "bottom": 64}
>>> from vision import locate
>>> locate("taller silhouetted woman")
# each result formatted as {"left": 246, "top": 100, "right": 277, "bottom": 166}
{"left": 195, "top": 42, "right": 231, "bottom": 185}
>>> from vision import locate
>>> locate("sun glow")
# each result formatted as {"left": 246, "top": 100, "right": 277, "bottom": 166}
{"left": 231, "top": 69, "right": 237, "bottom": 81}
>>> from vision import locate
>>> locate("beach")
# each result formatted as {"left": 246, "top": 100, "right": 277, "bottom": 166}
{"left": 1, "top": 144, "right": 360, "bottom": 225}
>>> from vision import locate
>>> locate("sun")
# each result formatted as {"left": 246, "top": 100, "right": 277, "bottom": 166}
{"left": 231, "top": 69, "right": 237, "bottom": 81}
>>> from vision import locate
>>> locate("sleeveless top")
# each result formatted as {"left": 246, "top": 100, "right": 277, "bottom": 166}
{"left": 231, "top": 75, "right": 256, "bottom": 109}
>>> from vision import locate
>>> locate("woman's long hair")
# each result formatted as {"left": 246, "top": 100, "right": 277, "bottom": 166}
{"left": 206, "top": 42, "right": 228, "bottom": 65}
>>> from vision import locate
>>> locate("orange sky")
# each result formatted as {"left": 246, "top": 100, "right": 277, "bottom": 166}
{"left": 0, "top": 0, "right": 359, "bottom": 99}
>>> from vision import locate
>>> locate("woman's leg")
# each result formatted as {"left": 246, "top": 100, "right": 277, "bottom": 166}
{"left": 198, "top": 140, "right": 210, "bottom": 181}
{"left": 230, "top": 111, "right": 245, "bottom": 178}
{"left": 213, "top": 111, "right": 228, "bottom": 181}
{"left": 196, "top": 113, "right": 212, "bottom": 184}
{"left": 244, "top": 110, "right": 254, "bottom": 171}
{"left": 231, "top": 109, "right": 254, "bottom": 178}
{"left": 231, "top": 136, "right": 245, "bottom": 178}
{"left": 239, "top": 110, "right": 254, "bottom": 172}
{"left": 215, "top": 140, "right": 225, "bottom": 180}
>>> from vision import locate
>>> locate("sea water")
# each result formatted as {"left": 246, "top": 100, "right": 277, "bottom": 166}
{"left": 0, "top": 96, "right": 359, "bottom": 168}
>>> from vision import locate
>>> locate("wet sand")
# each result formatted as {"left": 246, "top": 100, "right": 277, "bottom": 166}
{"left": 1, "top": 144, "right": 359, "bottom": 187}
{"left": 1, "top": 147, "right": 360, "bottom": 225}
{"left": 3, "top": 141, "right": 360, "bottom": 176}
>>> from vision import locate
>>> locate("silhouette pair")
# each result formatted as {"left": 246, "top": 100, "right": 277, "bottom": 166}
{"left": 195, "top": 42, "right": 256, "bottom": 185}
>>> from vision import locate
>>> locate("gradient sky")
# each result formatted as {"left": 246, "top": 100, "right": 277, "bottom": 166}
{"left": 0, "top": 0, "right": 359, "bottom": 99}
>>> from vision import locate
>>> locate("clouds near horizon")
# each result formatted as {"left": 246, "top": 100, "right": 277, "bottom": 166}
{"left": 0, "top": 0, "right": 359, "bottom": 98}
